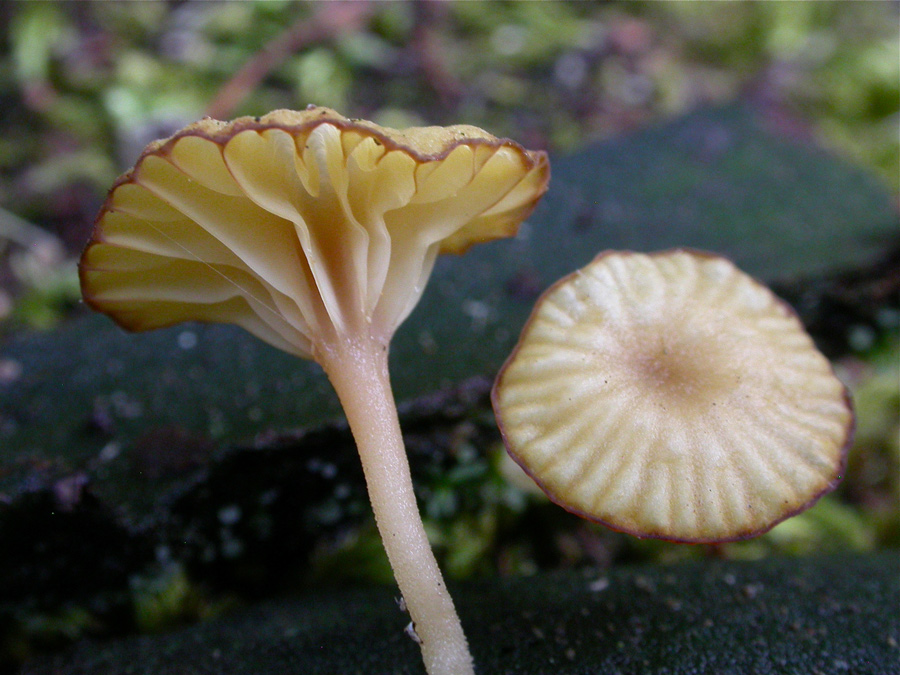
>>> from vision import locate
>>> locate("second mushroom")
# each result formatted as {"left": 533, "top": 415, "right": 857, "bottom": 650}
{"left": 493, "top": 249, "right": 853, "bottom": 544}
{"left": 80, "top": 107, "right": 549, "bottom": 675}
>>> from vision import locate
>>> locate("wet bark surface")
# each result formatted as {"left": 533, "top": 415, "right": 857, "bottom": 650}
{"left": 20, "top": 553, "right": 900, "bottom": 675}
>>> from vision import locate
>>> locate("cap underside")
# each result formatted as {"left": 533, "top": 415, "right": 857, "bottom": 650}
{"left": 80, "top": 108, "right": 548, "bottom": 358}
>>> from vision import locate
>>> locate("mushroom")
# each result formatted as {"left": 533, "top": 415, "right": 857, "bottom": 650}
{"left": 79, "top": 106, "right": 549, "bottom": 675}
{"left": 492, "top": 249, "right": 853, "bottom": 543}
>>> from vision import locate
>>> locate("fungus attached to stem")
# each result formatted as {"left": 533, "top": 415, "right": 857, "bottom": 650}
{"left": 80, "top": 106, "right": 549, "bottom": 674}
{"left": 493, "top": 249, "right": 853, "bottom": 543}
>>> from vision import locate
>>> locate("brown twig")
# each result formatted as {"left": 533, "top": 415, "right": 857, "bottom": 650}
{"left": 204, "top": 1, "right": 375, "bottom": 120}
{"left": 411, "top": 0, "right": 463, "bottom": 111}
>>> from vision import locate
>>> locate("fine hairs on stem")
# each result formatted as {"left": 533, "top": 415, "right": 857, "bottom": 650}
{"left": 319, "top": 335, "right": 474, "bottom": 674}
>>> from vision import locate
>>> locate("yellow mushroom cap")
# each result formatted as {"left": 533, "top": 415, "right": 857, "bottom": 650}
{"left": 492, "top": 249, "right": 853, "bottom": 543}
{"left": 80, "top": 107, "right": 549, "bottom": 358}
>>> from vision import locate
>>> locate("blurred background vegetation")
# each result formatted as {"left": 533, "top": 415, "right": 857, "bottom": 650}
{"left": 1, "top": 1, "right": 897, "bottom": 332}
{"left": 0, "top": 0, "right": 897, "bottom": 663}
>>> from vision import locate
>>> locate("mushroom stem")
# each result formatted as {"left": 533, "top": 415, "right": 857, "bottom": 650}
{"left": 317, "top": 334, "right": 475, "bottom": 675}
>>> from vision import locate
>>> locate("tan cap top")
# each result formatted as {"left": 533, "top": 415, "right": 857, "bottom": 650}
{"left": 492, "top": 249, "right": 853, "bottom": 543}
{"left": 80, "top": 106, "right": 549, "bottom": 357}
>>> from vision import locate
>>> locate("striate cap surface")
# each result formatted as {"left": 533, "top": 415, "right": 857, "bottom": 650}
{"left": 492, "top": 249, "right": 853, "bottom": 543}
